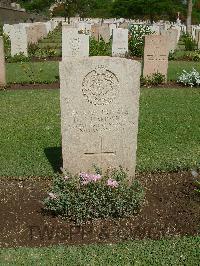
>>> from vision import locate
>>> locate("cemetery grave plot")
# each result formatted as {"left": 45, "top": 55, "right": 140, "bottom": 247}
{"left": 0, "top": 21, "right": 200, "bottom": 257}
{"left": 0, "top": 171, "right": 199, "bottom": 247}
{"left": 0, "top": 88, "right": 199, "bottom": 248}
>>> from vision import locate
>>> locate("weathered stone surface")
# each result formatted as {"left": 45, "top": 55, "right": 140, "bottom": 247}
{"left": 91, "top": 24, "right": 110, "bottom": 42}
{"left": 3, "top": 24, "right": 13, "bottom": 37}
{"left": 62, "top": 24, "right": 89, "bottom": 59}
{"left": 143, "top": 35, "right": 169, "bottom": 79}
{"left": 119, "top": 22, "right": 128, "bottom": 29}
{"left": 91, "top": 24, "right": 100, "bottom": 41}
{"left": 26, "top": 23, "right": 47, "bottom": 44}
{"left": 0, "top": 37, "right": 6, "bottom": 86}
{"left": 60, "top": 57, "right": 141, "bottom": 180}
{"left": 10, "top": 24, "right": 28, "bottom": 56}
{"left": 195, "top": 28, "right": 200, "bottom": 43}
{"left": 99, "top": 24, "right": 110, "bottom": 42}
{"left": 109, "top": 23, "right": 117, "bottom": 36}
{"left": 160, "top": 28, "right": 178, "bottom": 53}
{"left": 112, "top": 28, "right": 128, "bottom": 57}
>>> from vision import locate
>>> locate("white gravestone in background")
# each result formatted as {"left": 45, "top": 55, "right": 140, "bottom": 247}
{"left": 112, "top": 28, "right": 128, "bottom": 57}
{"left": 0, "top": 37, "right": 6, "bottom": 87}
{"left": 109, "top": 23, "right": 117, "bottom": 36}
{"left": 60, "top": 57, "right": 141, "bottom": 181}
{"left": 10, "top": 24, "right": 28, "bottom": 56}
{"left": 143, "top": 35, "right": 169, "bottom": 79}
{"left": 62, "top": 24, "right": 89, "bottom": 60}
{"left": 161, "top": 28, "right": 178, "bottom": 53}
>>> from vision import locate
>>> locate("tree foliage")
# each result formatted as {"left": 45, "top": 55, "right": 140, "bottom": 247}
{"left": 17, "top": 0, "right": 200, "bottom": 24}
{"left": 112, "top": 0, "right": 186, "bottom": 22}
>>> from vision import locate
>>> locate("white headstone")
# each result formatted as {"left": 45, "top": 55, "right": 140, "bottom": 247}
{"left": 112, "top": 28, "right": 128, "bottom": 57}
{"left": 62, "top": 24, "right": 89, "bottom": 60}
{"left": 60, "top": 57, "right": 141, "bottom": 181}
{"left": 109, "top": 23, "right": 117, "bottom": 36}
{"left": 10, "top": 24, "right": 28, "bottom": 56}
{"left": 143, "top": 35, "right": 169, "bottom": 79}
{"left": 160, "top": 28, "right": 178, "bottom": 53}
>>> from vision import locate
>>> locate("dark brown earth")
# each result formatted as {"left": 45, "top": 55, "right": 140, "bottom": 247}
{"left": 1, "top": 81, "right": 188, "bottom": 91}
{"left": 4, "top": 82, "right": 60, "bottom": 91}
{"left": 0, "top": 172, "right": 199, "bottom": 248}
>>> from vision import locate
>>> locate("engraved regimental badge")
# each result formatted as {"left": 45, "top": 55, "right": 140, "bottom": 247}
{"left": 82, "top": 65, "right": 119, "bottom": 105}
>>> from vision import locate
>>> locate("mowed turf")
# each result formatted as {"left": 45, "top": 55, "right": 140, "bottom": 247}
{"left": 6, "top": 60, "right": 200, "bottom": 84}
{"left": 0, "top": 237, "right": 199, "bottom": 265}
{"left": 0, "top": 88, "right": 200, "bottom": 177}
{"left": 6, "top": 61, "right": 59, "bottom": 84}
{"left": 168, "top": 61, "right": 200, "bottom": 81}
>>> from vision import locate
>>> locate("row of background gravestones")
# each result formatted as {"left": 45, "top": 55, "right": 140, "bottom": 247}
{"left": 2, "top": 17, "right": 185, "bottom": 57}
{"left": 3, "top": 20, "right": 59, "bottom": 56}
{"left": 3, "top": 20, "right": 182, "bottom": 57}
{"left": 2, "top": 18, "right": 200, "bottom": 87}
{"left": 0, "top": 20, "right": 186, "bottom": 87}
{"left": 4, "top": 16, "right": 200, "bottom": 58}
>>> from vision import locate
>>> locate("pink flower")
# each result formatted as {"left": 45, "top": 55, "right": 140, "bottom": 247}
{"left": 48, "top": 192, "right": 57, "bottom": 200}
{"left": 90, "top": 174, "right": 101, "bottom": 182}
{"left": 80, "top": 172, "right": 102, "bottom": 185}
{"left": 107, "top": 178, "right": 119, "bottom": 188}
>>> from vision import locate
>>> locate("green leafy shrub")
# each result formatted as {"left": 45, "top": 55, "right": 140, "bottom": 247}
{"left": 129, "top": 25, "right": 153, "bottom": 57}
{"left": 28, "top": 43, "right": 58, "bottom": 58}
{"left": 168, "top": 51, "right": 175, "bottom": 61}
{"left": 28, "top": 43, "right": 39, "bottom": 57}
{"left": 0, "top": 23, "right": 3, "bottom": 36}
{"left": 141, "top": 72, "right": 166, "bottom": 87}
{"left": 3, "top": 34, "right": 11, "bottom": 58}
{"left": 43, "top": 167, "right": 144, "bottom": 225}
{"left": 194, "top": 180, "right": 200, "bottom": 195}
{"left": 192, "top": 51, "right": 200, "bottom": 61}
{"left": 6, "top": 52, "right": 30, "bottom": 63}
{"left": 177, "top": 68, "right": 200, "bottom": 87}
{"left": 182, "top": 33, "right": 197, "bottom": 51}
{"left": 89, "top": 37, "right": 112, "bottom": 56}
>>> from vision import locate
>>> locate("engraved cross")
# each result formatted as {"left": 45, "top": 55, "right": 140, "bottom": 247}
{"left": 84, "top": 137, "right": 116, "bottom": 162}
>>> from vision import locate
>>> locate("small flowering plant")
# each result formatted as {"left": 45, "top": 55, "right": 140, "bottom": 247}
{"left": 177, "top": 68, "right": 200, "bottom": 87}
{"left": 43, "top": 166, "right": 144, "bottom": 225}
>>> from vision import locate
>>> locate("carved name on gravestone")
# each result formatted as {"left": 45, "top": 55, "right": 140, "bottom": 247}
{"left": 112, "top": 28, "right": 128, "bottom": 57}
{"left": 143, "top": 35, "right": 169, "bottom": 79}
{"left": 10, "top": 24, "right": 28, "bottom": 56}
{"left": 0, "top": 37, "right": 6, "bottom": 87}
{"left": 62, "top": 25, "right": 89, "bottom": 60}
{"left": 60, "top": 57, "right": 141, "bottom": 180}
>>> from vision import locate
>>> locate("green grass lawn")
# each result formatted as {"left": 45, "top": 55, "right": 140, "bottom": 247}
{"left": 0, "top": 88, "right": 200, "bottom": 177}
{"left": 168, "top": 61, "right": 200, "bottom": 81}
{"left": 6, "top": 60, "right": 200, "bottom": 84}
{"left": 0, "top": 237, "right": 199, "bottom": 265}
{"left": 6, "top": 62, "right": 59, "bottom": 84}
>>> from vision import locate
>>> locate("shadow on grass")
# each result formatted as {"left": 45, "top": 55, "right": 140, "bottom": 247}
{"left": 44, "top": 147, "right": 62, "bottom": 173}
